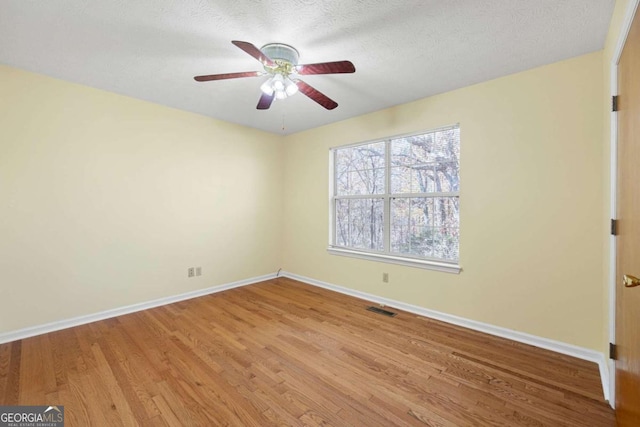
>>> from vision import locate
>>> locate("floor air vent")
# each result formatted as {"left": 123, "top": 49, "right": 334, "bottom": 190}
{"left": 366, "top": 306, "right": 397, "bottom": 317}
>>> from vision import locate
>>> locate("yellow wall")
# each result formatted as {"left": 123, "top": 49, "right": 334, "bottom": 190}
{"left": 0, "top": 65, "right": 284, "bottom": 333}
{"left": 0, "top": 47, "right": 609, "bottom": 353}
{"left": 282, "top": 52, "right": 605, "bottom": 351}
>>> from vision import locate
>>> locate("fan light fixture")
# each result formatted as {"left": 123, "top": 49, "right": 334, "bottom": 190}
{"left": 260, "top": 74, "right": 299, "bottom": 99}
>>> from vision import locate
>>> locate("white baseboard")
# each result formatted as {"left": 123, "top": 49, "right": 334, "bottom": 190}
{"left": 0, "top": 272, "right": 277, "bottom": 345}
{"left": 281, "top": 271, "right": 610, "bottom": 403}
{"left": 0, "top": 270, "right": 610, "bottom": 404}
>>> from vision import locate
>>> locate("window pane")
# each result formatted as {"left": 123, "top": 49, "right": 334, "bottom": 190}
{"left": 391, "top": 165, "right": 438, "bottom": 194}
{"left": 335, "top": 199, "right": 350, "bottom": 247}
{"left": 335, "top": 198, "right": 384, "bottom": 251}
{"left": 433, "top": 228, "right": 459, "bottom": 261}
{"left": 432, "top": 197, "right": 459, "bottom": 227}
{"left": 390, "top": 198, "right": 409, "bottom": 253}
{"left": 390, "top": 197, "right": 459, "bottom": 261}
{"left": 337, "top": 168, "right": 385, "bottom": 195}
{"left": 434, "top": 161, "right": 460, "bottom": 192}
{"left": 335, "top": 142, "right": 385, "bottom": 195}
{"left": 390, "top": 126, "right": 460, "bottom": 195}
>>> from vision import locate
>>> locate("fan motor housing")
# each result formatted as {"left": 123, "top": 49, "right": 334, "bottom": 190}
{"left": 261, "top": 43, "right": 299, "bottom": 66}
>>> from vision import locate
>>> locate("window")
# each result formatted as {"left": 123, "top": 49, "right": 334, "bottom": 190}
{"left": 329, "top": 125, "right": 460, "bottom": 273}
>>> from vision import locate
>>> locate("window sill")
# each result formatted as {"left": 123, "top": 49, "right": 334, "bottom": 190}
{"left": 327, "top": 247, "right": 462, "bottom": 274}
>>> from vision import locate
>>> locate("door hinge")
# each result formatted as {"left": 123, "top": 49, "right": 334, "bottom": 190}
{"left": 611, "top": 219, "right": 619, "bottom": 236}
{"left": 612, "top": 95, "right": 619, "bottom": 112}
{"left": 609, "top": 343, "right": 617, "bottom": 360}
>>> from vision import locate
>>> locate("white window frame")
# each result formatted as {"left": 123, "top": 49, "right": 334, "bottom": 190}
{"left": 327, "top": 125, "right": 462, "bottom": 274}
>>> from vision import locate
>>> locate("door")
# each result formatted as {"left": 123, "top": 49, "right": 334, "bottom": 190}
{"left": 615, "top": 4, "right": 640, "bottom": 425}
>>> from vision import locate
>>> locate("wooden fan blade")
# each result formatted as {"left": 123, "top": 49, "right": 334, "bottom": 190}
{"left": 296, "top": 60, "right": 355, "bottom": 75}
{"left": 194, "top": 71, "right": 261, "bottom": 82}
{"left": 257, "top": 93, "right": 275, "bottom": 110}
{"left": 296, "top": 80, "right": 338, "bottom": 110}
{"left": 231, "top": 40, "right": 275, "bottom": 67}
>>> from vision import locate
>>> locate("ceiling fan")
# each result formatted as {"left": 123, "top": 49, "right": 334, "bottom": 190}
{"left": 194, "top": 40, "right": 355, "bottom": 110}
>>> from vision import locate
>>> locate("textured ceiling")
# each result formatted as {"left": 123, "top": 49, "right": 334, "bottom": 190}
{"left": 0, "top": 0, "right": 614, "bottom": 135}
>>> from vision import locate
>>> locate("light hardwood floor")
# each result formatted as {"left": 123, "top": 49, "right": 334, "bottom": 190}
{"left": 0, "top": 277, "right": 614, "bottom": 426}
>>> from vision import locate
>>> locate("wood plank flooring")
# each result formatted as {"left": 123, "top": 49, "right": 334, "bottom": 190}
{"left": 0, "top": 277, "right": 614, "bottom": 426}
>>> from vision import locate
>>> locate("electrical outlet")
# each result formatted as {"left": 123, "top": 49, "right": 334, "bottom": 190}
{"left": 383, "top": 272, "right": 389, "bottom": 283}
{"left": 188, "top": 267, "right": 195, "bottom": 278}
{"left": 196, "top": 267, "right": 202, "bottom": 276}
